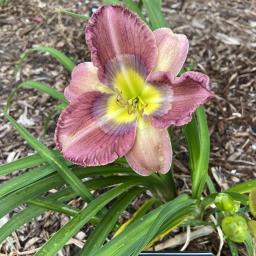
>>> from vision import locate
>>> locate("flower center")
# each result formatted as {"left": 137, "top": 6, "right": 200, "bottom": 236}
{"left": 105, "top": 68, "right": 163, "bottom": 124}
{"left": 115, "top": 89, "right": 149, "bottom": 116}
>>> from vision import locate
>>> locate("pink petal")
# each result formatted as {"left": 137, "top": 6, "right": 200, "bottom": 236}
{"left": 153, "top": 28, "right": 189, "bottom": 75}
{"left": 64, "top": 62, "right": 105, "bottom": 103}
{"left": 148, "top": 71, "right": 214, "bottom": 128}
{"left": 55, "top": 91, "right": 136, "bottom": 166}
{"left": 125, "top": 122, "right": 172, "bottom": 176}
{"left": 85, "top": 5, "right": 157, "bottom": 82}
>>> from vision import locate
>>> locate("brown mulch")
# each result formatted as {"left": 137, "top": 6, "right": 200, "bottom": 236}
{"left": 0, "top": 0, "right": 255, "bottom": 255}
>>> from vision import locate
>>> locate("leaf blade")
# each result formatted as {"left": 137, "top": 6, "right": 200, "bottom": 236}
{"left": 16, "top": 46, "right": 75, "bottom": 73}
{"left": 35, "top": 182, "right": 141, "bottom": 256}
{"left": 3, "top": 112, "right": 93, "bottom": 201}
{"left": 142, "top": 0, "right": 167, "bottom": 29}
{"left": 80, "top": 187, "right": 144, "bottom": 256}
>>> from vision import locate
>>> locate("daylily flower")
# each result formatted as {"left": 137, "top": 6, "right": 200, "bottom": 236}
{"left": 55, "top": 5, "right": 213, "bottom": 176}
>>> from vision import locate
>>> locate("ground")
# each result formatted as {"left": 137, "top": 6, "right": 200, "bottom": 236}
{"left": 0, "top": 0, "right": 255, "bottom": 255}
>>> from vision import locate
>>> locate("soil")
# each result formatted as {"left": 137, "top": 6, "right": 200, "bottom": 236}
{"left": 0, "top": 0, "right": 255, "bottom": 255}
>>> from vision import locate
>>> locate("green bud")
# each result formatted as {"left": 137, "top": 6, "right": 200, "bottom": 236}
{"left": 215, "top": 193, "right": 240, "bottom": 213}
{"left": 249, "top": 189, "right": 256, "bottom": 217}
{"left": 221, "top": 215, "right": 249, "bottom": 243}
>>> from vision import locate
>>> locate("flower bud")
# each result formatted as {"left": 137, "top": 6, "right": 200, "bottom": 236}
{"left": 249, "top": 189, "right": 256, "bottom": 217}
{"left": 215, "top": 193, "right": 240, "bottom": 213}
{"left": 221, "top": 215, "right": 249, "bottom": 243}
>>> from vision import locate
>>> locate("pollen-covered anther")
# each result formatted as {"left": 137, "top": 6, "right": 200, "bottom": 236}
{"left": 115, "top": 91, "right": 148, "bottom": 116}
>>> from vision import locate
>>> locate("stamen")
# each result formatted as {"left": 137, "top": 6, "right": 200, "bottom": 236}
{"left": 115, "top": 91, "right": 148, "bottom": 117}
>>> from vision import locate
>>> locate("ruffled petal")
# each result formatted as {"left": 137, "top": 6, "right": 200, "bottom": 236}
{"left": 148, "top": 71, "right": 214, "bottom": 128}
{"left": 125, "top": 121, "right": 172, "bottom": 176}
{"left": 64, "top": 62, "right": 110, "bottom": 103}
{"left": 55, "top": 91, "right": 136, "bottom": 166}
{"left": 153, "top": 28, "right": 189, "bottom": 75}
{"left": 85, "top": 5, "right": 157, "bottom": 83}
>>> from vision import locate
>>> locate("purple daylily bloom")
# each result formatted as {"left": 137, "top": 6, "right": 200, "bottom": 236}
{"left": 55, "top": 5, "right": 213, "bottom": 176}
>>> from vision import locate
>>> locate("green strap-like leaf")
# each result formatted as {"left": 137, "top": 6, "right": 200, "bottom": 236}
{"left": 16, "top": 46, "right": 75, "bottom": 73}
{"left": 0, "top": 165, "right": 55, "bottom": 197}
{"left": 3, "top": 113, "right": 93, "bottom": 201}
{"left": 0, "top": 205, "right": 44, "bottom": 244}
{"left": 103, "top": 0, "right": 121, "bottom": 3}
{"left": 80, "top": 187, "right": 144, "bottom": 256}
{"left": 183, "top": 107, "right": 210, "bottom": 199}
{"left": 0, "top": 177, "right": 142, "bottom": 244}
{"left": 0, "top": 173, "right": 146, "bottom": 219}
{"left": 0, "top": 187, "right": 82, "bottom": 244}
{"left": 194, "top": 107, "right": 210, "bottom": 198}
{"left": 5, "top": 80, "right": 68, "bottom": 114}
{"left": 0, "top": 153, "right": 44, "bottom": 176}
{"left": 244, "top": 234, "right": 255, "bottom": 256}
{"left": 183, "top": 113, "right": 200, "bottom": 171}
{"left": 206, "top": 175, "right": 217, "bottom": 194}
{"left": 227, "top": 240, "right": 239, "bottom": 256}
{"left": 227, "top": 179, "right": 256, "bottom": 194}
{"left": 130, "top": 198, "right": 196, "bottom": 255}
{"left": 123, "top": 0, "right": 145, "bottom": 20}
{"left": 113, "top": 197, "right": 157, "bottom": 237}
{"left": 142, "top": 0, "right": 167, "bottom": 29}
{"left": 35, "top": 182, "right": 141, "bottom": 256}
{"left": 29, "top": 198, "right": 79, "bottom": 217}
{"left": 92, "top": 195, "right": 196, "bottom": 256}
{"left": 57, "top": 8, "right": 89, "bottom": 20}
{"left": 0, "top": 173, "right": 63, "bottom": 218}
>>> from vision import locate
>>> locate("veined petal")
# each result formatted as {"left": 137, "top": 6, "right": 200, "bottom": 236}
{"left": 86, "top": 5, "right": 157, "bottom": 83}
{"left": 153, "top": 28, "right": 189, "bottom": 75}
{"left": 148, "top": 71, "right": 214, "bottom": 128}
{"left": 55, "top": 91, "right": 136, "bottom": 166}
{"left": 125, "top": 120, "right": 172, "bottom": 176}
{"left": 64, "top": 62, "right": 111, "bottom": 103}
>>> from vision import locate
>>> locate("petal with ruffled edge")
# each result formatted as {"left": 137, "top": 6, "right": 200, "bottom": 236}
{"left": 55, "top": 91, "right": 136, "bottom": 166}
{"left": 148, "top": 71, "right": 214, "bottom": 128}
{"left": 125, "top": 120, "right": 172, "bottom": 176}
{"left": 86, "top": 5, "right": 157, "bottom": 83}
{"left": 153, "top": 28, "right": 189, "bottom": 75}
{"left": 64, "top": 62, "right": 111, "bottom": 103}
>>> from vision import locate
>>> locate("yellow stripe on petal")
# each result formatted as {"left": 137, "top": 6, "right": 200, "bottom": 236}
{"left": 113, "top": 68, "right": 145, "bottom": 99}
{"left": 139, "top": 84, "right": 162, "bottom": 115}
{"left": 106, "top": 95, "right": 136, "bottom": 124}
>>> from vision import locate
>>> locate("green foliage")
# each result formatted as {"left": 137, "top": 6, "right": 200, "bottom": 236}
{"left": 142, "top": 0, "right": 167, "bottom": 29}
{"left": 57, "top": 8, "right": 89, "bottom": 20}
{"left": 103, "top": 0, "right": 122, "bottom": 4}
{"left": 227, "top": 240, "right": 239, "bottom": 256}
{"left": 3, "top": 112, "right": 94, "bottom": 201}
{"left": 0, "top": 0, "right": 9, "bottom": 7}
{"left": 92, "top": 195, "right": 196, "bottom": 256}
{"left": 5, "top": 80, "right": 68, "bottom": 113}
{"left": 228, "top": 179, "right": 256, "bottom": 194}
{"left": 80, "top": 188, "right": 144, "bottom": 255}
{"left": 16, "top": 46, "right": 75, "bottom": 73}
{"left": 183, "top": 107, "right": 210, "bottom": 198}
{"left": 35, "top": 182, "right": 141, "bottom": 256}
